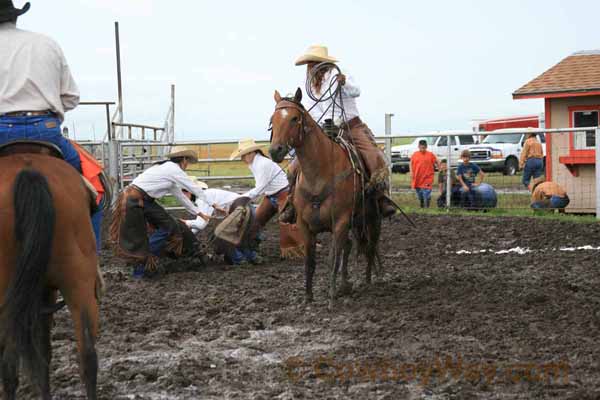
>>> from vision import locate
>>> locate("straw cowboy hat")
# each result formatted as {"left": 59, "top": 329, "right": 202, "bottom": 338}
{"left": 295, "top": 45, "right": 338, "bottom": 66}
{"left": 229, "top": 138, "right": 265, "bottom": 160}
{"left": 167, "top": 149, "right": 198, "bottom": 163}
{"left": 0, "top": 0, "right": 30, "bottom": 23}
{"left": 529, "top": 176, "right": 546, "bottom": 192}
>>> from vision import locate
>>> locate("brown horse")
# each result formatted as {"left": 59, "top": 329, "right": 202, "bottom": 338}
{"left": 0, "top": 149, "right": 99, "bottom": 399}
{"left": 269, "top": 88, "right": 382, "bottom": 309}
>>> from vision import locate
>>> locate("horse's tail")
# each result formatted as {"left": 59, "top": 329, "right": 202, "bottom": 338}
{"left": 0, "top": 168, "right": 56, "bottom": 380}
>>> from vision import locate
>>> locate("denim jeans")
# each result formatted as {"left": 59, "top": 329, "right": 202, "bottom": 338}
{"left": 91, "top": 196, "right": 104, "bottom": 253}
{"left": 522, "top": 157, "right": 544, "bottom": 187}
{"left": 459, "top": 186, "right": 476, "bottom": 209}
{"left": 532, "top": 196, "right": 570, "bottom": 210}
{"left": 415, "top": 188, "right": 432, "bottom": 208}
{"left": 230, "top": 248, "right": 258, "bottom": 265}
{"left": 0, "top": 115, "right": 82, "bottom": 172}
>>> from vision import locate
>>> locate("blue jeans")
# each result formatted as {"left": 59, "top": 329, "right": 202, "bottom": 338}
{"left": 91, "top": 196, "right": 104, "bottom": 253}
{"left": 532, "top": 196, "right": 570, "bottom": 210}
{"left": 0, "top": 115, "right": 82, "bottom": 172}
{"left": 230, "top": 248, "right": 258, "bottom": 265}
{"left": 522, "top": 158, "right": 544, "bottom": 187}
{"left": 459, "top": 185, "right": 476, "bottom": 209}
{"left": 415, "top": 188, "right": 432, "bottom": 208}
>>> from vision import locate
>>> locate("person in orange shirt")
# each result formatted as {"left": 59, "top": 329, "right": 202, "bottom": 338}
{"left": 410, "top": 139, "right": 439, "bottom": 208}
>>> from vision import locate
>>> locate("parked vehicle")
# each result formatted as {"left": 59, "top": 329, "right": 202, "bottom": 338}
{"left": 465, "top": 130, "right": 546, "bottom": 175}
{"left": 391, "top": 135, "right": 478, "bottom": 173}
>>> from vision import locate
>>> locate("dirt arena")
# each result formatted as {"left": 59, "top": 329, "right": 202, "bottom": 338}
{"left": 24, "top": 214, "right": 600, "bottom": 399}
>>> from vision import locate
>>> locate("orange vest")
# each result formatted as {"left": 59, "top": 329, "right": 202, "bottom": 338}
{"left": 70, "top": 141, "right": 105, "bottom": 205}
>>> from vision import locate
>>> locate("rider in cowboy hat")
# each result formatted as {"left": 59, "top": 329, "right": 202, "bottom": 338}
{"left": 111, "top": 150, "right": 227, "bottom": 278}
{"left": 281, "top": 45, "right": 396, "bottom": 221}
{"left": 0, "top": 0, "right": 82, "bottom": 173}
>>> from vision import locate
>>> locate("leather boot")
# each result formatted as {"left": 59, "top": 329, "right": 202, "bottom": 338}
{"left": 378, "top": 194, "right": 397, "bottom": 217}
{"left": 279, "top": 198, "right": 296, "bottom": 224}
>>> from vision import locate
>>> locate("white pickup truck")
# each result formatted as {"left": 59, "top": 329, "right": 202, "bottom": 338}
{"left": 465, "top": 131, "right": 546, "bottom": 175}
{"left": 391, "top": 135, "right": 478, "bottom": 173}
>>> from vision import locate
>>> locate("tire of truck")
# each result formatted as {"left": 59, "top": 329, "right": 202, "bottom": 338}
{"left": 503, "top": 157, "right": 519, "bottom": 176}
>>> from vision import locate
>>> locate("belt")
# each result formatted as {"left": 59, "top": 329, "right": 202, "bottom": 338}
{"left": 130, "top": 185, "right": 155, "bottom": 202}
{"left": 267, "top": 186, "right": 289, "bottom": 198}
{"left": 1, "top": 110, "right": 56, "bottom": 118}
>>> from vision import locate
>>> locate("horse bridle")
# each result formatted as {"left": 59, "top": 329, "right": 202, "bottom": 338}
{"left": 270, "top": 99, "right": 310, "bottom": 149}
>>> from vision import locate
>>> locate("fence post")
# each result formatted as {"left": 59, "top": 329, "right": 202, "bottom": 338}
{"left": 596, "top": 127, "right": 600, "bottom": 219}
{"left": 384, "top": 113, "right": 394, "bottom": 194}
{"left": 107, "top": 123, "right": 120, "bottom": 200}
{"left": 446, "top": 134, "right": 452, "bottom": 210}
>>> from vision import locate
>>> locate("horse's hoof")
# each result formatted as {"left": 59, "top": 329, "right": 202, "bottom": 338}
{"left": 328, "top": 299, "right": 335, "bottom": 311}
{"left": 304, "top": 296, "right": 313, "bottom": 305}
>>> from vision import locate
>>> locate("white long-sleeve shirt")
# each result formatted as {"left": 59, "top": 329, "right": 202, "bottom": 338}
{"left": 131, "top": 161, "right": 209, "bottom": 215}
{"left": 303, "top": 67, "right": 360, "bottom": 126}
{"left": 243, "top": 153, "right": 289, "bottom": 200}
{"left": 184, "top": 189, "right": 241, "bottom": 233}
{"left": 0, "top": 22, "right": 79, "bottom": 121}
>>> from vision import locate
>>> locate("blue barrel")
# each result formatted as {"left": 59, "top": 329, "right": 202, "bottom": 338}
{"left": 472, "top": 183, "right": 498, "bottom": 209}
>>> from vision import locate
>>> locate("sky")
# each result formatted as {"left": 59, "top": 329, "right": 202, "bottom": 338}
{"left": 14, "top": 0, "right": 600, "bottom": 140}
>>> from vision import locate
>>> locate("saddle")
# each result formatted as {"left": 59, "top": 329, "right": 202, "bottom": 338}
{"left": 0, "top": 140, "right": 64, "bottom": 159}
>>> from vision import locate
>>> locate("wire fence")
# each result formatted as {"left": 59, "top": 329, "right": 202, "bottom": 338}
{"left": 83, "top": 125, "right": 599, "bottom": 216}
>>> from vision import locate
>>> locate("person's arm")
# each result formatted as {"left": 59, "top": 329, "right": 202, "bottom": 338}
{"left": 438, "top": 173, "right": 444, "bottom": 193}
{"left": 340, "top": 74, "right": 361, "bottom": 98}
{"left": 184, "top": 215, "right": 209, "bottom": 232}
{"left": 476, "top": 166, "right": 485, "bottom": 185}
{"left": 519, "top": 140, "right": 529, "bottom": 168}
{"left": 57, "top": 45, "right": 80, "bottom": 112}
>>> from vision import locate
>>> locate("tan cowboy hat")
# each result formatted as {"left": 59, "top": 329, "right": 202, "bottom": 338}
{"left": 529, "top": 176, "right": 546, "bottom": 192}
{"left": 229, "top": 138, "right": 265, "bottom": 160}
{"left": 295, "top": 45, "right": 338, "bottom": 66}
{"left": 167, "top": 149, "right": 198, "bottom": 163}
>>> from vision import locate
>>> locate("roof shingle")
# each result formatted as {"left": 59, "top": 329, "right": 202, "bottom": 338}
{"left": 513, "top": 51, "right": 600, "bottom": 98}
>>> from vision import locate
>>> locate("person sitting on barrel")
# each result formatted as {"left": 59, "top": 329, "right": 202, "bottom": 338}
{"left": 437, "top": 159, "right": 460, "bottom": 208}
{"left": 529, "top": 177, "right": 569, "bottom": 211}
{"left": 457, "top": 149, "right": 485, "bottom": 209}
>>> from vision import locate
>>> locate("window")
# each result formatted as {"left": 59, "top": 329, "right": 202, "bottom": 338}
{"left": 459, "top": 135, "right": 475, "bottom": 145}
{"left": 573, "top": 110, "right": 598, "bottom": 149}
{"left": 482, "top": 133, "right": 522, "bottom": 144}
{"left": 438, "top": 136, "right": 457, "bottom": 146}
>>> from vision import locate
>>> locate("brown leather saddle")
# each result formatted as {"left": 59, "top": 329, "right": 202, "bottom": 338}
{"left": 0, "top": 140, "right": 64, "bottom": 159}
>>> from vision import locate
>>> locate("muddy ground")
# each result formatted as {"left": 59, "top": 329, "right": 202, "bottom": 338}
{"left": 20, "top": 214, "right": 600, "bottom": 399}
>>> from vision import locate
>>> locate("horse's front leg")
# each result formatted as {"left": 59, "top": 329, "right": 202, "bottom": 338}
{"left": 298, "top": 220, "right": 316, "bottom": 304}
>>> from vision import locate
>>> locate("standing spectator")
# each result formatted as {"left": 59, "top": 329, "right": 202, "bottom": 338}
{"left": 410, "top": 139, "right": 439, "bottom": 208}
{"left": 437, "top": 159, "right": 459, "bottom": 208}
{"left": 457, "top": 150, "right": 485, "bottom": 208}
{"left": 520, "top": 132, "right": 544, "bottom": 187}
{"left": 529, "top": 177, "right": 569, "bottom": 211}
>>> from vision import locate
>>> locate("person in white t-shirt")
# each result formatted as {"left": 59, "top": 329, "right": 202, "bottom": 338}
{"left": 230, "top": 139, "right": 304, "bottom": 259}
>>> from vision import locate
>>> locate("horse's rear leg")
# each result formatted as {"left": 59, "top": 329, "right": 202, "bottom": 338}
{"left": 37, "top": 290, "right": 56, "bottom": 400}
{"left": 338, "top": 240, "right": 353, "bottom": 296}
{"left": 1, "top": 344, "right": 19, "bottom": 400}
{"left": 64, "top": 287, "right": 99, "bottom": 400}
{"left": 329, "top": 225, "right": 350, "bottom": 311}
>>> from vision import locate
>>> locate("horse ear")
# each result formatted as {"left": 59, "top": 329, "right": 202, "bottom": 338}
{"left": 294, "top": 87, "right": 302, "bottom": 102}
{"left": 274, "top": 90, "right": 282, "bottom": 103}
